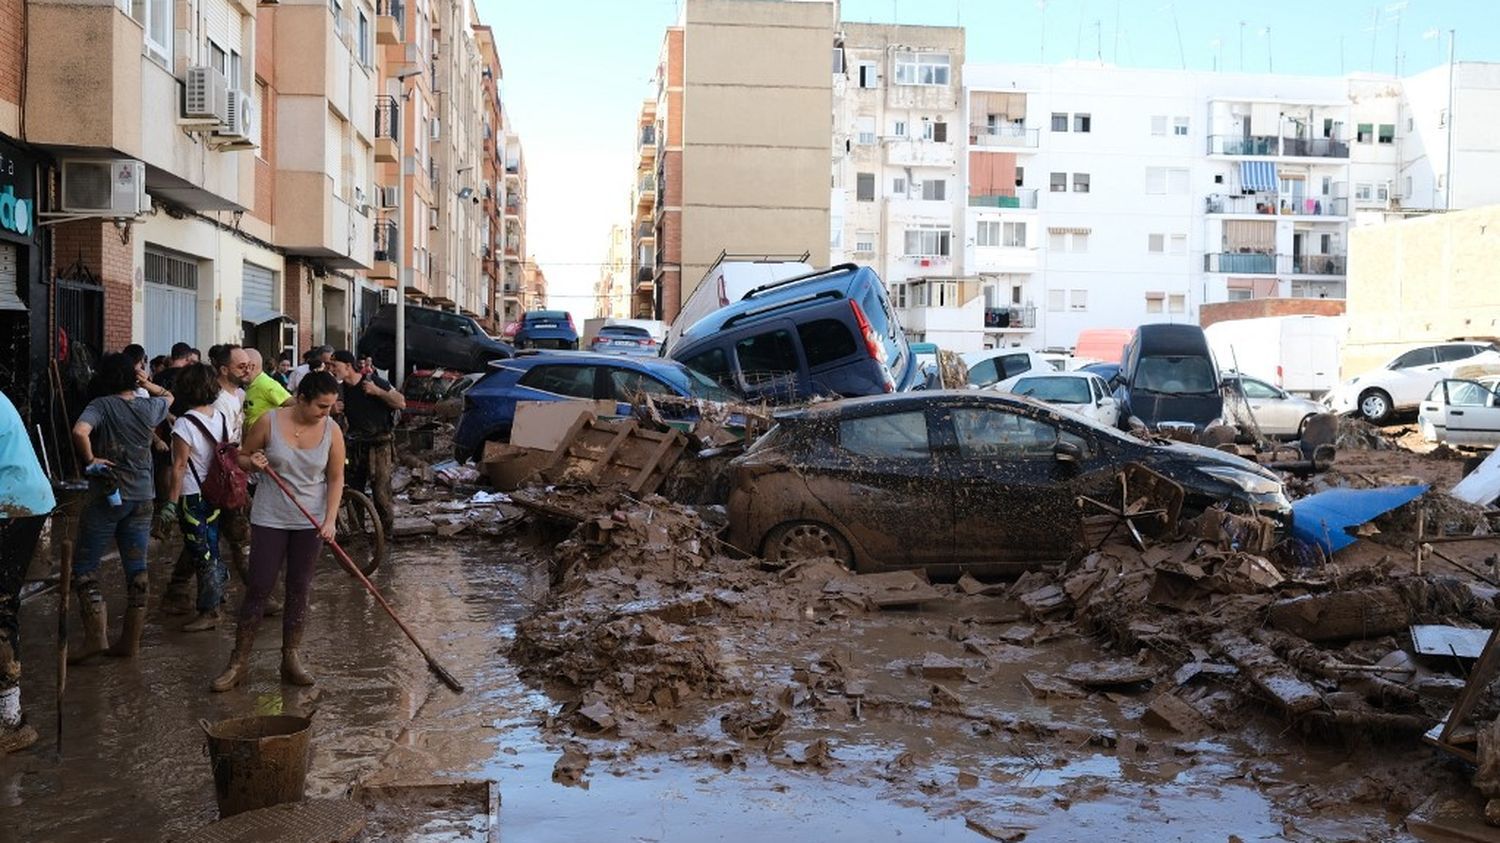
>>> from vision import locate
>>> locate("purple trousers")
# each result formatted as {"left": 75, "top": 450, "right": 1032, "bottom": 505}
{"left": 240, "top": 524, "right": 322, "bottom": 635}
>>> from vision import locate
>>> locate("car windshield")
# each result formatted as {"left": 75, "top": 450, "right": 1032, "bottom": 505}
{"left": 1134, "top": 355, "right": 1219, "bottom": 395}
{"left": 1013, "top": 377, "right": 1091, "bottom": 404}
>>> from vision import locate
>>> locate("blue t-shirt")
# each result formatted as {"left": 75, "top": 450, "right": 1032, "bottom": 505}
{"left": 0, "top": 392, "right": 56, "bottom": 518}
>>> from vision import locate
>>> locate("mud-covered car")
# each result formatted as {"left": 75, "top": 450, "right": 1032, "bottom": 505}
{"left": 727, "top": 391, "right": 1292, "bottom": 576}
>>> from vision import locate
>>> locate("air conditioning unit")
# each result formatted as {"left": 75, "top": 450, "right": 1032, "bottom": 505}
{"left": 60, "top": 159, "right": 149, "bottom": 216}
{"left": 379, "top": 185, "right": 400, "bottom": 208}
{"left": 352, "top": 185, "right": 369, "bottom": 215}
{"left": 183, "top": 66, "right": 230, "bottom": 127}
{"left": 214, "top": 89, "right": 256, "bottom": 148}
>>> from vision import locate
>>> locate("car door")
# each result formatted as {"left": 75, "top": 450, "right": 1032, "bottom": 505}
{"left": 731, "top": 322, "right": 812, "bottom": 402}
{"left": 605, "top": 366, "right": 693, "bottom": 420}
{"left": 937, "top": 402, "right": 1102, "bottom": 572}
{"left": 810, "top": 407, "right": 953, "bottom": 569}
{"left": 1385, "top": 347, "right": 1442, "bottom": 407}
{"left": 1090, "top": 376, "right": 1120, "bottom": 427}
{"left": 1239, "top": 377, "right": 1295, "bottom": 436}
{"left": 1434, "top": 379, "right": 1500, "bottom": 446}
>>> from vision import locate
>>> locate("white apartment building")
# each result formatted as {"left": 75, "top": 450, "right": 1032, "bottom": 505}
{"left": 839, "top": 57, "right": 1500, "bottom": 354}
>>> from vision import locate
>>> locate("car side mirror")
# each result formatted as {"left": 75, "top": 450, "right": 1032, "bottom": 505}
{"left": 1054, "top": 440, "right": 1083, "bottom": 463}
{"left": 1098, "top": 396, "right": 1115, "bottom": 408}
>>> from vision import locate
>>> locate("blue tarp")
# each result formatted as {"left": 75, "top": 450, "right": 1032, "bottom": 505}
{"left": 1290, "top": 484, "right": 1429, "bottom": 555}
{"left": 1240, "top": 160, "right": 1278, "bottom": 193}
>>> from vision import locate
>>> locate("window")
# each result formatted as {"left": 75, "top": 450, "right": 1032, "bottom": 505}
{"left": 892, "top": 177, "right": 907, "bottom": 196}
{"left": 358, "top": 10, "right": 371, "bottom": 66}
{"left": 1147, "top": 167, "right": 1188, "bottom": 194}
{"left": 858, "top": 62, "right": 878, "bottom": 88}
{"left": 1003, "top": 222, "right": 1026, "bottom": 248}
{"left": 856, "top": 115, "right": 876, "bottom": 145}
{"left": 519, "top": 365, "right": 596, "bottom": 398}
{"left": 1376, "top": 184, "right": 1389, "bottom": 202}
{"left": 1073, "top": 113, "right": 1091, "bottom": 133}
{"left": 1072, "top": 173, "right": 1090, "bottom": 193}
{"left": 798, "top": 319, "right": 858, "bottom": 367}
{"left": 1150, "top": 115, "right": 1168, "bottom": 136}
{"left": 1148, "top": 233, "right": 1165, "bottom": 253}
{"left": 903, "top": 227, "right": 951, "bottom": 257}
{"left": 736, "top": 330, "right": 800, "bottom": 387}
{"left": 855, "top": 231, "right": 876, "bottom": 254}
{"left": 1436, "top": 345, "right": 1482, "bottom": 364}
{"left": 1049, "top": 231, "right": 1066, "bottom": 251}
{"left": 1356, "top": 123, "right": 1373, "bottom": 143}
{"left": 1047, "top": 290, "right": 1065, "bottom": 312}
{"left": 839, "top": 412, "right": 930, "bottom": 459}
{"left": 1170, "top": 234, "right": 1187, "bottom": 255}
{"left": 856, "top": 172, "right": 875, "bottom": 202}
{"left": 1438, "top": 108, "right": 1448, "bottom": 128}
{"left": 1051, "top": 113, "right": 1069, "bottom": 132}
{"left": 683, "top": 347, "right": 733, "bottom": 389}
{"left": 1168, "top": 293, "right": 1186, "bottom": 313}
{"left": 1145, "top": 294, "right": 1164, "bottom": 314}
{"left": 132, "top": 0, "right": 173, "bottom": 59}
{"left": 1407, "top": 116, "right": 1414, "bottom": 132}
{"left": 1146, "top": 167, "right": 1166, "bottom": 194}
{"left": 1405, "top": 176, "right": 1413, "bottom": 197}
{"left": 1173, "top": 116, "right": 1189, "bottom": 136}
{"left": 608, "top": 370, "right": 674, "bottom": 401}
{"left": 1240, "top": 378, "right": 1279, "bottom": 399}
{"left": 893, "top": 120, "right": 907, "bottom": 137}
{"left": 1070, "top": 289, "right": 1087, "bottom": 311}
{"left": 890, "top": 283, "right": 907, "bottom": 308}
{"left": 1378, "top": 124, "right": 1395, "bottom": 144}
{"left": 209, "top": 41, "right": 228, "bottom": 74}
{"left": 932, "top": 122, "right": 947, "bottom": 143}
{"left": 1355, "top": 183, "right": 1372, "bottom": 201}
{"left": 1167, "top": 169, "right": 1189, "bottom": 194}
{"left": 976, "top": 221, "right": 1000, "bottom": 247}
{"left": 893, "top": 52, "right": 950, "bottom": 86}
{"left": 1072, "top": 232, "right": 1089, "bottom": 252}
{"left": 921, "top": 180, "right": 946, "bottom": 201}
{"left": 952, "top": 408, "right": 1079, "bottom": 459}
{"left": 1050, "top": 172, "right": 1067, "bottom": 192}
{"left": 1390, "top": 348, "right": 1437, "bottom": 369}
{"left": 1015, "top": 166, "right": 1025, "bottom": 187}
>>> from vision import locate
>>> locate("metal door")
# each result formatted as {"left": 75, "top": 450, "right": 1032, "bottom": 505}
{"left": 144, "top": 249, "right": 199, "bottom": 358}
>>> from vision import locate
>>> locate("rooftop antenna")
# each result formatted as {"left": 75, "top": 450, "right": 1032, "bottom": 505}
{"left": 1388, "top": 1, "right": 1409, "bottom": 75}
{"left": 1038, "top": 0, "right": 1047, "bottom": 64}
{"left": 1238, "top": 21, "right": 1246, "bottom": 72}
{"left": 1170, "top": 4, "right": 1186, "bottom": 70}
{"left": 1262, "top": 26, "right": 1272, "bottom": 73}
{"left": 1210, "top": 38, "right": 1222, "bottom": 72}
{"left": 1369, "top": 6, "right": 1379, "bottom": 72}
{"left": 1095, "top": 19, "right": 1103, "bottom": 62}
{"left": 1113, "top": 0, "right": 1121, "bottom": 62}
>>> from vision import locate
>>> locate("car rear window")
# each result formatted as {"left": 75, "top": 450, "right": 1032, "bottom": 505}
{"left": 838, "top": 411, "right": 930, "bottom": 459}
{"left": 518, "top": 365, "right": 596, "bottom": 398}
{"left": 1013, "top": 377, "right": 1090, "bottom": 404}
{"left": 1000, "top": 354, "right": 1034, "bottom": 380}
{"left": 602, "top": 326, "right": 651, "bottom": 338}
{"left": 797, "top": 319, "right": 858, "bottom": 368}
{"left": 736, "top": 329, "right": 800, "bottom": 389}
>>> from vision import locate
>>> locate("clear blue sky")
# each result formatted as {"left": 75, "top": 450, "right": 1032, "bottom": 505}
{"left": 479, "top": 0, "right": 1498, "bottom": 321}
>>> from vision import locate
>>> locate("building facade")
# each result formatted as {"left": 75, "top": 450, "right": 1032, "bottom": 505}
{"left": 501, "top": 130, "right": 527, "bottom": 323}
{"left": 629, "top": 99, "right": 657, "bottom": 319}
{"left": 594, "top": 223, "right": 631, "bottom": 319}
{"left": 475, "top": 23, "right": 503, "bottom": 330}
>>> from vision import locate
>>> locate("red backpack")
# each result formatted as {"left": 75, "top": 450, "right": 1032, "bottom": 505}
{"left": 184, "top": 413, "right": 251, "bottom": 510}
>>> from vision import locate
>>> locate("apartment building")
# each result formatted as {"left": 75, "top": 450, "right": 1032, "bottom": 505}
{"left": 501, "top": 130, "right": 528, "bottom": 321}
{"left": 594, "top": 223, "right": 631, "bottom": 319}
{"left": 629, "top": 99, "right": 657, "bottom": 319}
{"left": 426, "top": 0, "right": 484, "bottom": 321}
{"left": 649, "top": 0, "right": 835, "bottom": 323}
{"left": 475, "top": 23, "right": 503, "bottom": 330}
{"left": 830, "top": 23, "right": 969, "bottom": 348}
{"left": 521, "top": 259, "right": 547, "bottom": 311}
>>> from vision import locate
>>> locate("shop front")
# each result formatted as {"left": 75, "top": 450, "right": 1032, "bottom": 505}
{"left": 0, "top": 135, "right": 46, "bottom": 422}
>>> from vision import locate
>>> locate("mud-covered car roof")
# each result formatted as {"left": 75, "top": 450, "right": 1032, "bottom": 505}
{"left": 773, "top": 389, "right": 1059, "bottom": 421}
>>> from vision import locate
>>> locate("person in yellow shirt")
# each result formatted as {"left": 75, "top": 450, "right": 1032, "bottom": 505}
{"left": 243, "top": 348, "right": 294, "bottom": 433}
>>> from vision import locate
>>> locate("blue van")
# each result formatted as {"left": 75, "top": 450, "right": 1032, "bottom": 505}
{"left": 667, "top": 264, "right": 918, "bottom": 402}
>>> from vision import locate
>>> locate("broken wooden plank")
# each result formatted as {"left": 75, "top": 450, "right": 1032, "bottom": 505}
{"left": 1210, "top": 629, "right": 1323, "bottom": 715}
{"left": 1266, "top": 586, "right": 1410, "bottom": 642}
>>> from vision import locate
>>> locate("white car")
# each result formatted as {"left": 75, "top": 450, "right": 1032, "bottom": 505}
{"left": 962, "top": 348, "right": 1053, "bottom": 389}
{"left": 999, "top": 371, "right": 1120, "bottom": 427}
{"left": 1419, "top": 377, "right": 1500, "bottom": 448}
{"left": 1326, "top": 342, "right": 1500, "bottom": 424}
{"left": 1227, "top": 374, "right": 1327, "bottom": 438}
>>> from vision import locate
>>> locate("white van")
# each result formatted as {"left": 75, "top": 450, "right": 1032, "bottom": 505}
{"left": 663, "top": 259, "right": 814, "bottom": 353}
{"left": 1204, "top": 315, "right": 1344, "bottom": 398}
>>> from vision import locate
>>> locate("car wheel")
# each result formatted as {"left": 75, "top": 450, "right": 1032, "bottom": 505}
{"left": 1358, "top": 389, "right": 1393, "bottom": 425}
{"left": 1296, "top": 414, "right": 1316, "bottom": 438}
{"left": 762, "top": 521, "right": 855, "bottom": 570}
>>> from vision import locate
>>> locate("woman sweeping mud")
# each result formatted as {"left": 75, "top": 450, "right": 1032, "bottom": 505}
{"left": 211, "top": 371, "right": 344, "bottom": 692}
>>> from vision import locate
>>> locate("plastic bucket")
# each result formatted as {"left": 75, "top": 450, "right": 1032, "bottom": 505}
{"left": 200, "top": 714, "right": 312, "bottom": 818}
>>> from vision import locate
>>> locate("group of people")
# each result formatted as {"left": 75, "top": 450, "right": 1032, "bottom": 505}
{"left": 0, "top": 338, "right": 404, "bottom": 754}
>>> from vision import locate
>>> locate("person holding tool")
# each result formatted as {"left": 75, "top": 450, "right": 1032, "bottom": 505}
{"left": 328, "top": 349, "right": 403, "bottom": 548}
{"left": 211, "top": 371, "right": 344, "bottom": 692}
{"left": 0, "top": 392, "right": 56, "bottom": 754}
{"left": 70, "top": 353, "right": 172, "bottom": 663}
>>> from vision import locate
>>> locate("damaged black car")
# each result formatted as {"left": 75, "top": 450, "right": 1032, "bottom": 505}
{"left": 727, "top": 391, "right": 1293, "bottom": 576}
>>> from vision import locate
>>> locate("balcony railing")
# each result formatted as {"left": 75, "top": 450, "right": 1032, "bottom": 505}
{"left": 969, "top": 124, "right": 1040, "bottom": 148}
{"left": 373, "top": 218, "right": 399, "bottom": 262}
{"left": 984, "top": 306, "right": 1037, "bottom": 330}
{"left": 636, "top": 267, "right": 653, "bottom": 284}
{"left": 1205, "top": 193, "right": 1348, "bottom": 217}
{"left": 1291, "top": 254, "right": 1347, "bottom": 275}
{"left": 375, "top": 95, "right": 399, "bottom": 142}
{"left": 968, "top": 189, "right": 1039, "bottom": 210}
{"left": 636, "top": 222, "right": 653, "bottom": 238}
{"left": 1204, "top": 252, "right": 1284, "bottom": 274}
{"left": 1207, "top": 134, "right": 1350, "bottom": 158}
{"left": 639, "top": 126, "right": 656, "bottom": 148}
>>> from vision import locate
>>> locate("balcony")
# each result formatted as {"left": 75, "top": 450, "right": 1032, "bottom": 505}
{"left": 984, "top": 306, "right": 1037, "bottom": 330}
{"left": 504, "top": 238, "right": 520, "bottom": 257}
{"left": 885, "top": 139, "right": 956, "bottom": 169}
{"left": 638, "top": 126, "right": 657, "bottom": 150}
{"left": 376, "top": 0, "right": 404, "bottom": 45}
{"left": 1205, "top": 193, "right": 1347, "bottom": 218}
{"left": 1204, "top": 252, "right": 1285, "bottom": 274}
{"left": 504, "top": 197, "right": 520, "bottom": 216}
{"left": 1207, "top": 135, "right": 1350, "bottom": 159}
{"left": 969, "top": 189, "right": 1039, "bottom": 210}
{"left": 636, "top": 267, "right": 654, "bottom": 290}
{"left": 636, "top": 222, "right": 653, "bottom": 239}
{"left": 1291, "top": 254, "right": 1346, "bottom": 275}
{"left": 371, "top": 219, "right": 399, "bottom": 282}
{"left": 374, "top": 96, "right": 400, "bottom": 164}
{"left": 969, "top": 124, "right": 1040, "bottom": 149}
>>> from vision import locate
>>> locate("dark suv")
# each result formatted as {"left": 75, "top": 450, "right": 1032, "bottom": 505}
{"left": 667, "top": 263, "right": 918, "bottom": 403}
{"left": 357, "top": 304, "right": 513, "bottom": 374}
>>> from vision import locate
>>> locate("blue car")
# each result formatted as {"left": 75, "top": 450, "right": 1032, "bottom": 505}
{"left": 513, "top": 310, "right": 580, "bottom": 350}
{"left": 453, "top": 352, "right": 736, "bottom": 462}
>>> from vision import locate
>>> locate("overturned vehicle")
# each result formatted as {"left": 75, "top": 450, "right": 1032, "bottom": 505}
{"left": 727, "top": 391, "right": 1292, "bottom": 576}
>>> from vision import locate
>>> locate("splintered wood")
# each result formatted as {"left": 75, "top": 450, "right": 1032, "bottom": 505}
{"left": 542, "top": 417, "right": 687, "bottom": 496}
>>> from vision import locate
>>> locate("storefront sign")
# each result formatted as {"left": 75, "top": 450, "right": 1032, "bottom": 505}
{"left": 0, "top": 140, "right": 36, "bottom": 240}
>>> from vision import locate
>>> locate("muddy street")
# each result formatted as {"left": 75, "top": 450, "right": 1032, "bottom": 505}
{"left": 0, "top": 517, "right": 1471, "bottom": 841}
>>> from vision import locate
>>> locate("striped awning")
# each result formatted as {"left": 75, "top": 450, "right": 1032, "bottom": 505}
{"left": 1240, "top": 160, "right": 1278, "bottom": 193}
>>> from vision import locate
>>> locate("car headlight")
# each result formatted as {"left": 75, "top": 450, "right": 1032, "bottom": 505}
{"left": 1197, "top": 465, "right": 1283, "bottom": 495}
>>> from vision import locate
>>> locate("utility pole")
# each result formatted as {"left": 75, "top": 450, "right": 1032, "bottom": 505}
{"left": 1238, "top": 21, "right": 1245, "bottom": 72}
